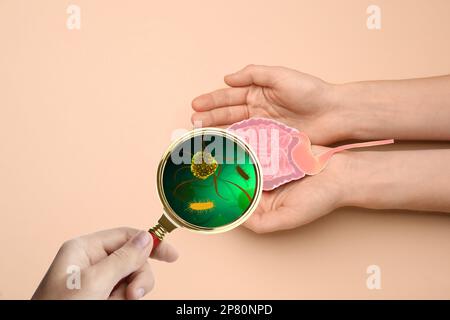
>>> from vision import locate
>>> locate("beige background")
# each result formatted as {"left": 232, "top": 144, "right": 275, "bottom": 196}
{"left": 1, "top": 0, "right": 450, "bottom": 299}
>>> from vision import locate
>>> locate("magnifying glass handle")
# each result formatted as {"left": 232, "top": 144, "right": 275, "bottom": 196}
{"left": 148, "top": 215, "right": 177, "bottom": 254}
{"left": 149, "top": 230, "right": 161, "bottom": 253}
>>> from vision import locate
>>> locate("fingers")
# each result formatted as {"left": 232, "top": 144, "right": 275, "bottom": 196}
{"left": 243, "top": 206, "right": 299, "bottom": 234}
{"left": 244, "top": 176, "right": 339, "bottom": 234}
{"left": 191, "top": 105, "right": 249, "bottom": 127}
{"left": 224, "top": 64, "right": 281, "bottom": 87}
{"left": 108, "top": 263, "right": 155, "bottom": 300}
{"left": 192, "top": 87, "right": 248, "bottom": 111}
{"left": 87, "top": 231, "right": 153, "bottom": 291}
{"left": 151, "top": 240, "right": 179, "bottom": 262}
{"left": 85, "top": 227, "right": 139, "bottom": 254}
{"left": 109, "top": 281, "right": 128, "bottom": 300}
{"left": 126, "top": 262, "right": 155, "bottom": 300}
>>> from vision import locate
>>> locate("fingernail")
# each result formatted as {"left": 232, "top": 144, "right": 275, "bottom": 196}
{"left": 132, "top": 231, "right": 151, "bottom": 249}
{"left": 136, "top": 288, "right": 145, "bottom": 299}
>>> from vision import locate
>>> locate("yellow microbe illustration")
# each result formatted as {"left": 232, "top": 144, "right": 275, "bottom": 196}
{"left": 189, "top": 201, "right": 214, "bottom": 211}
{"left": 190, "top": 151, "right": 218, "bottom": 180}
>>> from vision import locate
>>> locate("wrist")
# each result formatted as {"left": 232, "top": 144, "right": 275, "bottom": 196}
{"left": 336, "top": 151, "right": 369, "bottom": 208}
{"left": 330, "top": 82, "right": 396, "bottom": 141}
{"left": 321, "top": 151, "right": 365, "bottom": 209}
{"left": 337, "top": 150, "right": 396, "bottom": 209}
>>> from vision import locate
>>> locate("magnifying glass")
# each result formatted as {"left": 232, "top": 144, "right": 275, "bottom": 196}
{"left": 148, "top": 128, "right": 263, "bottom": 251}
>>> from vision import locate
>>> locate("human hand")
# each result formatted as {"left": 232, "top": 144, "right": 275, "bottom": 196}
{"left": 244, "top": 145, "right": 450, "bottom": 233}
{"left": 193, "top": 67, "right": 450, "bottom": 143}
{"left": 192, "top": 65, "right": 347, "bottom": 145}
{"left": 32, "top": 227, "right": 178, "bottom": 300}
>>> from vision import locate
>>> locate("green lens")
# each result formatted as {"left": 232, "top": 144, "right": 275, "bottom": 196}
{"left": 161, "top": 132, "right": 258, "bottom": 228}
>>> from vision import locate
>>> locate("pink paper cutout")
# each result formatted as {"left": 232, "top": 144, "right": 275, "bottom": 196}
{"left": 228, "top": 118, "right": 394, "bottom": 191}
{"left": 228, "top": 118, "right": 305, "bottom": 190}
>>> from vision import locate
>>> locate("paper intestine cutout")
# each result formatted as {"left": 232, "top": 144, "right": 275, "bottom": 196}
{"left": 228, "top": 118, "right": 394, "bottom": 191}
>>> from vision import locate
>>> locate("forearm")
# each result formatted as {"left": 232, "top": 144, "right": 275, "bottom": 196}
{"left": 334, "top": 76, "right": 450, "bottom": 141}
{"left": 341, "top": 148, "right": 450, "bottom": 213}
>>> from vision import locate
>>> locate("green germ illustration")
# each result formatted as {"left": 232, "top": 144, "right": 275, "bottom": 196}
{"left": 162, "top": 134, "right": 258, "bottom": 228}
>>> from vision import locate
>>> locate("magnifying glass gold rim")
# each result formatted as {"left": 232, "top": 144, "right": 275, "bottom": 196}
{"left": 151, "top": 127, "right": 263, "bottom": 239}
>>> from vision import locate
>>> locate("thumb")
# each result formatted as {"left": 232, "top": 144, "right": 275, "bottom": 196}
{"left": 224, "top": 64, "right": 276, "bottom": 87}
{"left": 88, "top": 231, "right": 153, "bottom": 291}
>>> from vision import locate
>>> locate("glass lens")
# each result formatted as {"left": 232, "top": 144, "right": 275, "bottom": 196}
{"left": 160, "top": 131, "right": 259, "bottom": 229}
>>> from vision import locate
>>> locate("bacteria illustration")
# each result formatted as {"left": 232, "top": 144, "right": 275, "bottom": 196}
{"left": 162, "top": 133, "right": 259, "bottom": 229}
